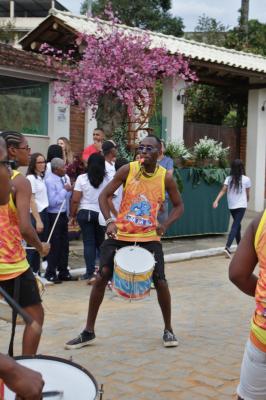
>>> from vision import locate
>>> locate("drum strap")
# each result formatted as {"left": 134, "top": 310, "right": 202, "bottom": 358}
{"left": 8, "top": 276, "right": 20, "bottom": 357}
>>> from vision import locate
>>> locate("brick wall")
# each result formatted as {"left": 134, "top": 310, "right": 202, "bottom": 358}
{"left": 239, "top": 127, "right": 247, "bottom": 165}
{"left": 69, "top": 105, "right": 85, "bottom": 156}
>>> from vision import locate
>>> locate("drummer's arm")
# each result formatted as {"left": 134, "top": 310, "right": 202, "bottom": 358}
{"left": 99, "top": 164, "right": 129, "bottom": 221}
{"left": 160, "top": 173, "right": 184, "bottom": 233}
{"left": 0, "top": 353, "right": 44, "bottom": 399}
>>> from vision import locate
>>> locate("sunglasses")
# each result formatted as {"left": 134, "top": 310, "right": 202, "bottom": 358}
{"left": 18, "top": 146, "right": 31, "bottom": 151}
{"left": 138, "top": 145, "right": 155, "bottom": 153}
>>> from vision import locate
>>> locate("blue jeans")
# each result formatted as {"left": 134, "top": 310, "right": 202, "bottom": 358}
{"left": 26, "top": 208, "right": 49, "bottom": 273}
{"left": 226, "top": 208, "right": 246, "bottom": 249}
{"left": 77, "top": 209, "right": 105, "bottom": 277}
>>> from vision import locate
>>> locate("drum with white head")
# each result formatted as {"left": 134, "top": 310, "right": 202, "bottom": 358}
{"left": 113, "top": 246, "right": 155, "bottom": 300}
{"left": 4, "top": 355, "right": 99, "bottom": 400}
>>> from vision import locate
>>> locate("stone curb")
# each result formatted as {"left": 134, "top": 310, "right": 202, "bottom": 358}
{"left": 164, "top": 245, "right": 237, "bottom": 263}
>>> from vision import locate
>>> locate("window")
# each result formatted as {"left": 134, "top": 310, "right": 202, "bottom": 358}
{"left": 0, "top": 76, "right": 48, "bottom": 135}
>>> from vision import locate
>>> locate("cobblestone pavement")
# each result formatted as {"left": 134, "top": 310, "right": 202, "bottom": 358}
{"left": 0, "top": 255, "right": 255, "bottom": 399}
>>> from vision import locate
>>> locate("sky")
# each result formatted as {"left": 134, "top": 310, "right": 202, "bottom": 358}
{"left": 59, "top": 0, "right": 266, "bottom": 31}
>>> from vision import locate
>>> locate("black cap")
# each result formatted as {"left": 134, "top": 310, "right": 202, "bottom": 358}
{"left": 102, "top": 140, "right": 117, "bottom": 154}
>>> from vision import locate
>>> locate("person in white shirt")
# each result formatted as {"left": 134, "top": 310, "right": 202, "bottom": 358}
{"left": 26, "top": 153, "right": 49, "bottom": 274}
{"left": 102, "top": 140, "right": 117, "bottom": 182}
{"left": 213, "top": 159, "right": 251, "bottom": 258}
{"left": 70, "top": 154, "right": 109, "bottom": 284}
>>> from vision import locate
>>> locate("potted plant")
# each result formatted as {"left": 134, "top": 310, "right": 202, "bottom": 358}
{"left": 193, "top": 137, "right": 219, "bottom": 167}
{"left": 165, "top": 141, "right": 192, "bottom": 167}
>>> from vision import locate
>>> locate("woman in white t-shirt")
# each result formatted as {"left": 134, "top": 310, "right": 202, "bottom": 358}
{"left": 213, "top": 159, "right": 251, "bottom": 258}
{"left": 70, "top": 154, "right": 109, "bottom": 283}
{"left": 26, "top": 153, "right": 49, "bottom": 273}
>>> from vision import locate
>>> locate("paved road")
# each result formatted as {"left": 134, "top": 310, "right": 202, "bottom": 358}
{"left": 0, "top": 255, "right": 255, "bottom": 399}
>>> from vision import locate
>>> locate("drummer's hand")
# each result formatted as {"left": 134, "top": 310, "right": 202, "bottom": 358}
{"left": 156, "top": 224, "right": 166, "bottom": 237}
{"left": 69, "top": 216, "right": 77, "bottom": 226}
{"left": 39, "top": 242, "right": 50, "bottom": 257}
{"left": 106, "top": 222, "right": 117, "bottom": 239}
{"left": 3, "top": 358, "right": 44, "bottom": 399}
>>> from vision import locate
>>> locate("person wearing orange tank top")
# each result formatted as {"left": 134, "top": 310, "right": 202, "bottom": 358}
{"left": 0, "top": 131, "right": 50, "bottom": 356}
{"left": 65, "top": 135, "right": 184, "bottom": 350}
{"left": 229, "top": 212, "right": 266, "bottom": 400}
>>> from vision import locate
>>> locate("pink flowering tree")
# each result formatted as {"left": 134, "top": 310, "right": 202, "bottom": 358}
{"left": 40, "top": 6, "right": 196, "bottom": 137}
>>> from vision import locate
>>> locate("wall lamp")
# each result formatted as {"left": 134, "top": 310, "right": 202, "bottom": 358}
{"left": 261, "top": 100, "right": 266, "bottom": 111}
{"left": 176, "top": 88, "right": 188, "bottom": 105}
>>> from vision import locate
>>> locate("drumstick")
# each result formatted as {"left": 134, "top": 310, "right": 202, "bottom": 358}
{"left": 0, "top": 287, "right": 42, "bottom": 334}
{"left": 25, "top": 199, "right": 66, "bottom": 250}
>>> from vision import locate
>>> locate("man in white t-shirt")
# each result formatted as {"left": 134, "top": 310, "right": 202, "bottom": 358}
{"left": 213, "top": 160, "right": 251, "bottom": 258}
{"left": 102, "top": 140, "right": 117, "bottom": 182}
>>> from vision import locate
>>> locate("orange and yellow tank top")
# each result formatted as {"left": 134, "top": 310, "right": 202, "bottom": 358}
{"left": 250, "top": 210, "right": 266, "bottom": 351}
{"left": 116, "top": 161, "right": 166, "bottom": 242}
{"left": 0, "top": 170, "right": 28, "bottom": 280}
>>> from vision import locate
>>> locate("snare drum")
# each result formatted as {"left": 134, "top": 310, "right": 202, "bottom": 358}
{"left": 4, "top": 355, "right": 99, "bottom": 400}
{"left": 113, "top": 246, "right": 155, "bottom": 300}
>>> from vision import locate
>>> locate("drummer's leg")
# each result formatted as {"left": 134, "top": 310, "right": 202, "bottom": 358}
{"left": 85, "top": 239, "right": 117, "bottom": 332}
{"left": 19, "top": 269, "right": 44, "bottom": 355}
{"left": 22, "top": 303, "right": 44, "bottom": 355}
{"left": 85, "top": 266, "right": 112, "bottom": 332}
{"left": 142, "top": 242, "right": 172, "bottom": 331}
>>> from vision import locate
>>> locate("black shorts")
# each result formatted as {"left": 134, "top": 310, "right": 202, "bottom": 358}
{"left": 0, "top": 268, "right": 41, "bottom": 308}
{"left": 100, "top": 239, "right": 166, "bottom": 280}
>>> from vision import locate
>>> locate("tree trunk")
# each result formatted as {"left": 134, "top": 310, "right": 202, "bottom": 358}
{"left": 240, "top": 0, "right": 249, "bottom": 39}
{"left": 96, "top": 94, "right": 128, "bottom": 138}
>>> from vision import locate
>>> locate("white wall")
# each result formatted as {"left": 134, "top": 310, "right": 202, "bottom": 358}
{"left": 162, "top": 78, "right": 185, "bottom": 142}
{"left": 246, "top": 88, "right": 266, "bottom": 211}
{"left": 48, "top": 82, "right": 70, "bottom": 144}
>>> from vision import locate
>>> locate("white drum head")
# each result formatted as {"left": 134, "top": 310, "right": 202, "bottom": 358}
{"left": 4, "top": 356, "right": 98, "bottom": 400}
{"left": 114, "top": 246, "right": 155, "bottom": 274}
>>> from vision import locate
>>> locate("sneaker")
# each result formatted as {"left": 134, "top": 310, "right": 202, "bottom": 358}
{"left": 163, "top": 330, "right": 179, "bottom": 348}
{"left": 65, "top": 330, "right": 96, "bottom": 350}
{"left": 45, "top": 275, "right": 62, "bottom": 284}
{"left": 37, "top": 276, "right": 54, "bottom": 286}
{"left": 223, "top": 247, "right": 232, "bottom": 259}
{"left": 58, "top": 273, "right": 73, "bottom": 281}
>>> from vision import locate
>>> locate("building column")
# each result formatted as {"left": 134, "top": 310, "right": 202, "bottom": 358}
{"left": 10, "top": 0, "right": 15, "bottom": 18}
{"left": 162, "top": 78, "right": 185, "bottom": 142}
{"left": 246, "top": 88, "right": 266, "bottom": 211}
{"left": 48, "top": 82, "right": 70, "bottom": 144}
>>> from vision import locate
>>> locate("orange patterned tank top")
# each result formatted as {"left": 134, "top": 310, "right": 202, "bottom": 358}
{"left": 116, "top": 161, "right": 166, "bottom": 242}
{"left": 0, "top": 170, "right": 28, "bottom": 278}
{"left": 250, "top": 210, "right": 266, "bottom": 351}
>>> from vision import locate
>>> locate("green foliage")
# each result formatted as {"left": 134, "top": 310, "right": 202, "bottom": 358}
{"left": 112, "top": 125, "right": 134, "bottom": 161}
{"left": 165, "top": 141, "right": 191, "bottom": 160}
{"left": 173, "top": 165, "right": 183, "bottom": 193}
{"left": 192, "top": 14, "right": 229, "bottom": 46}
{"left": 81, "top": 0, "right": 184, "bottom": 37}
{"left": 225, "top": 19, "right": 266, "bottom": 56}
{"left": 188, "top": 167, "right": 230, "bottom": 187}
{"left": 185, "top": 85, "right": 231, "bottom": 125}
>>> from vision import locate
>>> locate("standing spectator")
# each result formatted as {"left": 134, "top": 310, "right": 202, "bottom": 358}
{"left": 82, "top": 129, "right": 105, "bottom": 162}
{"left": 26, "top": 153, "right": 49, "bottom": 274}
{"left": 45, "top": 158, "right": 72, "bottom": 283}
{"left": 57, "top": 137, "right": 73, "bottom": 165}
{"left": 157, "top": 139, "right": 174, "bottom": 224}
{"left": 111, "top": 158, "right": 129, "bottom": 216}
{"left": 70, "top": 154, "right": 108, "bottom": 284}
{"left": 102, "top": 140, "right": 117, "bottom": 182}
{"left": 57, "top": 136, "right": 84, "bottom": 184}
{"left": 213, "top": 159, "right": 251, "bottom": 258}
{"left": 45, "top": 144, "right": 63, "bottom": 179}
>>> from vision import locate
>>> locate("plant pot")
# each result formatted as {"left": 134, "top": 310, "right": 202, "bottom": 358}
{"left": 196, "top": 158, "right": 217, "bottom": 167}
{"left": 174, "top": 157, "right": 183, "bottom": 168}
{"left": 183, "top": 159, "right": 196, "bottom": 167}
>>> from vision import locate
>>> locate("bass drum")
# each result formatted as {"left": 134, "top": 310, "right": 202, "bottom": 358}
{"left": 4, "top": 355, "right": 99, "bottom": 400}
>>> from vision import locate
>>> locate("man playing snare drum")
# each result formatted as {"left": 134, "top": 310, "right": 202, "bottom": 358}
{"left": 65, "top": 135, "right": 184, "bottom": 349}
